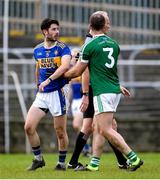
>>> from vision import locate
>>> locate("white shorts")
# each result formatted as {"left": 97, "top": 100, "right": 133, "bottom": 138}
{"left": 93, "top": 93, "right": 121, "bottom": 115}
{"left": 32, "top": 90, "right": 66, "bottom": 117}
{"left": 71, "top": 98, "right": 82, "bottom": 117}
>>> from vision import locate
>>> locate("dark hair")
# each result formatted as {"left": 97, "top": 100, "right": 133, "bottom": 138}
{"left": 40, "top": 18, "right": 59, "bottom": 30}
{"left": 89, "top": 14, "right": 105, "bottom": 31}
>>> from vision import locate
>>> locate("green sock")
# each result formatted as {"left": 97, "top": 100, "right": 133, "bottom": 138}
{"left": 89, "top": 156, "right": 100, "bottom": 167}
{"left": 127, "top": 151, "right": 138, "bottom": 163}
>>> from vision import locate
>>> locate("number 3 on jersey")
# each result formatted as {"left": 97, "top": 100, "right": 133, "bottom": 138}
{"left": 103, "top": 47, "right": 115, "bottom": 68}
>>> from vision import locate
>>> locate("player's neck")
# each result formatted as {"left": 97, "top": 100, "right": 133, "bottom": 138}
{"left": 91, "top": 30, "right": 105, "bottom": 37}
{"left": 44, "top": 40, "right": 57, "bottom": 49}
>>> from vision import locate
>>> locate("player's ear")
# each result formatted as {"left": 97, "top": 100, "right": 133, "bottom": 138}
{"left": 42, "top": 29, "right": 47, "bottom": 36}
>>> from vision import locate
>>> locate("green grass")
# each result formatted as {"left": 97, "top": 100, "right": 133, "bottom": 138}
{"left": 0, "top": 153, "right": 160, "bottom": 179}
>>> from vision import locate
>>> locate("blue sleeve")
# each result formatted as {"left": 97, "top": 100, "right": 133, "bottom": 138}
{"left": 33, "top": 49, "right": 38, "bottom": 61}
{"left": 61, "top": 46, "right": 71, "bottom": 57}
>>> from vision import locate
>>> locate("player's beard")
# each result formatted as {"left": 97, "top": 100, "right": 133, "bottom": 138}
{"left": 47, "top": 39, "right": 57, "bottom": 44}
{"left": 47, "top": 34, "right": 59, "bottom": 42}
{"left": 47, "top": 37, "right": 57, "bottom": 43}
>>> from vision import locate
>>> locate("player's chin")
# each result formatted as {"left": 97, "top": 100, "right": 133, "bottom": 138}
{"left": 53, "top": 36, "right": 58, "bottom": 41}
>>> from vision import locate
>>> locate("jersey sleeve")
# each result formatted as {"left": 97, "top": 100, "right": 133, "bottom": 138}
{"left": 79, "top": 43, "right": 91, "bottom": 63}
{"left": 61, "top": 45, "right": 71, "bottom": 57}
{"left": 33, "top": 49, "right": 38, "bottom": 61}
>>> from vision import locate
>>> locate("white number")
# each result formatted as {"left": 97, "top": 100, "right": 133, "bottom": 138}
{"left": 103, "top": 47, "right": 115, "bottom": 68}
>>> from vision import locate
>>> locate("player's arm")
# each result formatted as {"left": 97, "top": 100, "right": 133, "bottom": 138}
{"left": 49, "top": 54, "right": 71, "bottom": 80}
{"left": 35, "top": 62, "right": 39, "bottom": 87}
{"left": 64, "top": 60, "right": 88, "bottom": 79}
{"left": 80, "top": 67, "right": 90, "bottom": 112}
{"left": 81, "top": 67, "right": 90, "bottom": 93}
{"left": 79, "top": 32, "right": 93, "bottom": 112}
{"left": 39, "top": 54, "right": 71, "bottom": 91}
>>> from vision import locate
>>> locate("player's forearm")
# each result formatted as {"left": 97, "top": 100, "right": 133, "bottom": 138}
{"left": 38, "top": 65, "right": 70, "bottom": 91}
{"left": 35, "top": 63, "right": 39, "bottom": 86}
{"left": 49, "top": 65, "right": 69, "bottom": 81}
{"left": 49, "top": 55, "right": 71, "bottom": 81}
{"left": 64, "top": 60, "right": 87, "bottom": 79}
{"left": 82, "top": 67, "right": 90, "bottom": 93}
{"left": 64, "top": 67, "right": 81, "bottom": 79}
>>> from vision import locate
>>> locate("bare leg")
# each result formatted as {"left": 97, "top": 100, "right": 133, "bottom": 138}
{"left": 53, "top": 114, "right": 69, "bottom": 169}
{"left": 96, "top": 113, "right": 131, "bottom": 155}
{"left": 24, "top": 105, "right": 45, "bottom": 147}
{"left": 54, "top": 114, "right": 68, "bottom": 151}
{"left": 92, "top": 119, "right": 105, "bottom": 157}
{"left": 108, "top": 118, "right": 127, "bottom": 167}
{"left": 24, "top": 105, "right": 46, "bottom": 170}
{"left": 72, "top": 112, "right": 83, "bottom": 132}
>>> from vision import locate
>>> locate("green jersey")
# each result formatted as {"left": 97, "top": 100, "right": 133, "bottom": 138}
{"left": 80, "top": 34, "right": 121, "bottom": 96}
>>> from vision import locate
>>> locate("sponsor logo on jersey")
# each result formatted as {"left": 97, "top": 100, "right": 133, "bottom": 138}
{"left": 54, "top": 50, "right": 58, "bottom": 56}
{"left": 38, "top": 58, "right": 55, "bottom": 68}
{"left": 37, "top": 52, "right": 42, "bottom": 56}
{"left": 37, "top": 57, "right": 61, "bottom": 69}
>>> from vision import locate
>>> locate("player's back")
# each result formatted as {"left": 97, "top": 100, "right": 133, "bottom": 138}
{"left": 82, "top": 35, "right": 121, "bottom": 96}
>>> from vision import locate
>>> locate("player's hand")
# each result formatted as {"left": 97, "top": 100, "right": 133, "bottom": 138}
{"left": 120, "top": 86, "right": 131, "bottom": 97}
{"left": 39, "top": 79, "right": 49, "bottom": 92}
{"left": 80, "top": 95, "right": 89, "bottom": 112}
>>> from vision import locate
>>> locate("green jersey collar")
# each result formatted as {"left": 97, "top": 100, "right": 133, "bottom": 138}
{"left": 93, "top": 34, "right": 105, "bottom": 38}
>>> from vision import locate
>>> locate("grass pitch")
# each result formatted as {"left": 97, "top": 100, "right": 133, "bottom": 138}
{"left": 0, "top": 153, "right": 160, "bottom": 179}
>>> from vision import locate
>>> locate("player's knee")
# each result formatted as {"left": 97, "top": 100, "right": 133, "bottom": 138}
{"left": 87, "top": 127, "right": 92, "bottom": 135}
{"left": 55, "top": 126, "right": 66, "bottom": 139}
{"left": 24, "top": 123, "right": 34, "bottom": 135}
{"left": 81, "top": 121, "right": 93, "bottom": 134}
{"left": 99, "top": 127, "right": 110, "bottom": 137}
{"left": 85, "top": 124, "right": 93, "bottom": 134}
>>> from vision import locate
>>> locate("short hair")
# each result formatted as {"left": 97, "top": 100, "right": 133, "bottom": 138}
{"left": 89, "top": 13, "right": 105, "bottom": 31}
{"left": 40, "top": 18, "right": 59, "bottom": 30}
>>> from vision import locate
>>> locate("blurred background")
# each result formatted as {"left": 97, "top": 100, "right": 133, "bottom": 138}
{"left": 0, "top": 0, "right": 160, "bottom": 154}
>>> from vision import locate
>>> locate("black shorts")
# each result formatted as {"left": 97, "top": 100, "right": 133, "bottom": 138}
{"left": 83, "top": 85, "right": 94, "bottom": 119}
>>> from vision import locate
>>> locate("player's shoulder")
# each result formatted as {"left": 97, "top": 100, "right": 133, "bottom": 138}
{"left": 56, "top": 41, "right": 69, "bottom": 49}
{"left": 34, "top": 42, "right": 44, "bottom": 51}
{"left": 105, "top": 36, "right": 120, "bottom": 53}
{"left": 106, "top": 35, "right": 119, "bottom": 45}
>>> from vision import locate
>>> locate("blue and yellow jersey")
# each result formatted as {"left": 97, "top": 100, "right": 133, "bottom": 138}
{"left": 34, "top": 41, "right": 71, "bottom": 92}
